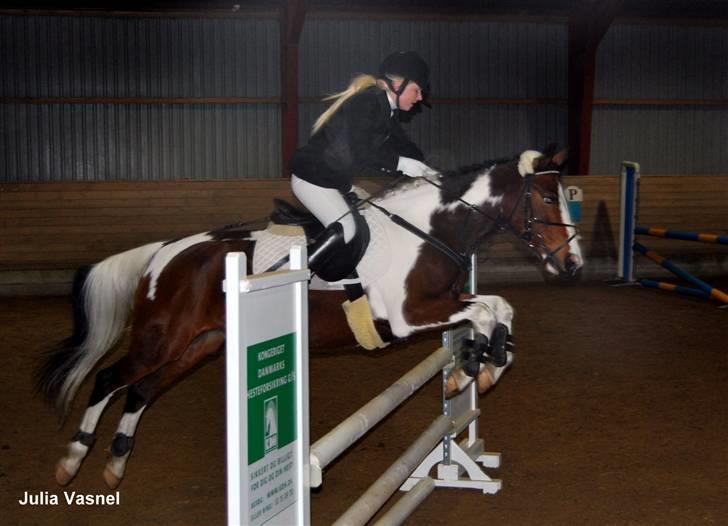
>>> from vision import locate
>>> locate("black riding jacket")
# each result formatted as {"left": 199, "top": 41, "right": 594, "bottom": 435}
{"left": 291, "top": 86, "right": 424, "bottom": 192}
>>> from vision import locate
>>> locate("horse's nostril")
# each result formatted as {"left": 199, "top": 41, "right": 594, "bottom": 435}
{"left": 564, "top": 254, "right": 582, "bottom": 278}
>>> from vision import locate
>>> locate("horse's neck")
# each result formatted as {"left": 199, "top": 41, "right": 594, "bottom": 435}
{"left": 373, "top": 180, "right": 443, "bottom": 232}
{"left": 371, "top": 175, "right": 498, "bottom": 255}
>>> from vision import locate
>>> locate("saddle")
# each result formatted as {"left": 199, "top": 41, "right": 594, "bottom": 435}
{"left": 270, "top": 195, "right": 370, "bottom": 283}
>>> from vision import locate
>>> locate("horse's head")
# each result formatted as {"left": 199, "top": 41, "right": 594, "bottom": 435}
{"left": 497, "top": 148, "right": 583, "bottom": 280}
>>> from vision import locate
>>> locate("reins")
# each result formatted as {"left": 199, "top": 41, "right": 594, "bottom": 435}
{"left": 266, "top": 165, "right": 578, "bottom": 279}
{"left": 352, "top": 167, "right": 578, "bottom": 276}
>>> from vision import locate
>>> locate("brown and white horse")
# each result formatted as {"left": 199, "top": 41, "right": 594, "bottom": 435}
{"left": 36, "top": 148, "right": 582, "bottom": 489}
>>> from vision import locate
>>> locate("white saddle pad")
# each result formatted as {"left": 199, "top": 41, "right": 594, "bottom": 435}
{"left": 251, "top": 209, "right": 392, "bottom": 290}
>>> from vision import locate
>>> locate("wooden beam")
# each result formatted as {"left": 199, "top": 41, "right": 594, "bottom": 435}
{"left": 568, "top": 0, "right": 624, "bottom": 175}
{"left": 281, "top": 0, "right": 306, "bottom": 177}
{"left": 0, "top": 96, "right": 280, "bottom": 105}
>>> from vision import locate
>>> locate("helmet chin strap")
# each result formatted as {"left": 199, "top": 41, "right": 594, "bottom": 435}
{"left": 385, "top": 77, "right": 410, "bottom": 110}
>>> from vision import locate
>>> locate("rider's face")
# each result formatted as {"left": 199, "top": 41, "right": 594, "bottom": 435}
{"left": 391, "top": 80, "right": 423, "bottom": 111}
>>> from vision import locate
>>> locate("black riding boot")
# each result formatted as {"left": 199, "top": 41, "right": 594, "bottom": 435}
{"left": 307, "top": 222, "right": 356, "bottom": 281}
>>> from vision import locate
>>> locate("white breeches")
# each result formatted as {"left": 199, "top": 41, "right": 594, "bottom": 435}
{"left": 291, "top": 174, "right": 357, "bottom": 243}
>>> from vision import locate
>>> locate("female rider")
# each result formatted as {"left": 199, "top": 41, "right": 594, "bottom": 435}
{"left": 290, "top": 51, "right": 434, "bottom": 276}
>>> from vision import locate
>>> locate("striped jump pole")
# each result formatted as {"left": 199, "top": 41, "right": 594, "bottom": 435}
{"left": 635, "top": 226, "right": 728, "bottom": 245}
{"left": 616, "top": 161, "right": 728, "bottom": 307}
{"left": 632, "top": 242, "right": 728, "bottom": 304}
{"left": 638, "top": 279, "right": 711, "bottom": 300}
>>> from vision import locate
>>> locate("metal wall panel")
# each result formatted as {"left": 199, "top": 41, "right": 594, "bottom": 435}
{"left": 0, "top": 15, "right": 280, "bottom": 97}
{"left": 596, "top": 24, "right": 728, "bottom": 100}
{"left": 300, "top": 18, "right": 567, "bottom": 99}
{"left": 0, "top": 14, "right": 281, "bottom": 181}
{"left": 592, "top": 23, "right": 728, "bottom": 174}
{"left": 3, "top": 14, "right": 727, "bottom": 182}
{"left": 299, "top": 99, "right": 567, "bottom": 173}
{"left": 591, "top": 105, "right": 728, "bottom": 175}
{"left": 1, "top": 103, "right": 280, "bottom": 182}
{"left": 298, "top": 18, "right": 568, "bottom": 167}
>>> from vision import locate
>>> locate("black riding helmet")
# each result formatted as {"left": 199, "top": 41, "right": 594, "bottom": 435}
{"left": 378, "top": 51, "right": 430, "bottom": 109}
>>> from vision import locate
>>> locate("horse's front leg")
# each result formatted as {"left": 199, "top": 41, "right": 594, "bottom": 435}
{"left": 399, "top": 294, "right": 514, "bottom": 395}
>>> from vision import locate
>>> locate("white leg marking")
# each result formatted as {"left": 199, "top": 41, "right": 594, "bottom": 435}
{"left": 58, "top": 390, "right": 119, "bottom": 478}
{"left": 105, "top": 406, "right": 147, "bottom": 480}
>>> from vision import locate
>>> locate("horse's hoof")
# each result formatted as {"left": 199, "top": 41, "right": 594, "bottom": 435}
{"left": 103, "top": 466, "right": 122, "bottom": 490}
{"left": 55, "top": 462, "right": 75, "bottom": 486}
{"left": 445, "top": 375, "right": 460, "bottom": 398}
{"left": 488, "top": 323, "right": 509, "bottom": 367}
{"left": 477, "top": 367, "right": 495, "bottom": 394}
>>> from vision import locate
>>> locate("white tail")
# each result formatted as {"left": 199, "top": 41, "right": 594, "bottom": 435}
{"left": 57, "top": 241, "right": 164, "bottom": 413}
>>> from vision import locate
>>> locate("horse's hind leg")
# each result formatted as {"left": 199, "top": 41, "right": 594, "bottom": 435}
{"left": 102, "top": 329, "right": 225, "bottom": 489}
{"left": 101, "top": 375, "right": 154, "bottom": 489}
{"left": 55, "top": 360, "right": 133, "bottom": 485}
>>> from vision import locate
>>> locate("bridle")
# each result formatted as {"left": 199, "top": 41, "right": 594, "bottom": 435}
{"left": 413, "top": 168, "right": 578, "bottom": 274}
{"left": 508, "top": 170, "right": 578, "bottom": 272}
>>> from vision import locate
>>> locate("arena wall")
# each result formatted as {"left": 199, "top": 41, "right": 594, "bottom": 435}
{"left": 1, "top": 174, "right": 727, "bottom": 295}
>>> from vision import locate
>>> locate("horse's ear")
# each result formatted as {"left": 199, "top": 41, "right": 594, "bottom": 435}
{"left": 552, "top": 148, "right": 568, "bottom": 168}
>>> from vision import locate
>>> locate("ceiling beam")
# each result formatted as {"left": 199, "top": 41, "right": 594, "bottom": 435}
{"left": 567, "top": 0, "right": 624, "bottom": 175}
{"left": 281, "top": 0, "right": 306, "bottom": 177}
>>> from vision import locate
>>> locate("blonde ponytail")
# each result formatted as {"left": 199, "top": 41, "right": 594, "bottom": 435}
{"left": 312, "top": 74, "right": 390, "bottom": 135}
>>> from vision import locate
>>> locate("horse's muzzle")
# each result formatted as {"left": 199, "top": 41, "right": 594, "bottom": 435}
{"left": 561, "top": 253, "right": 583, "bottom": 280}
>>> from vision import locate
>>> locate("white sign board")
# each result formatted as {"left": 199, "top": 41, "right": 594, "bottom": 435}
{"left": 225, "top": 247, "right": 310, "bottom": 526}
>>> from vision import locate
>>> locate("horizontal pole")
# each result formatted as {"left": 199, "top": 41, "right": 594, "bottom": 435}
{"left": 371, "top": 477, "right": 435, "bottom": 526}
{"left": 633, "top": 242, "right": 728, "bottom": 303}
{"left": 7, "top": 96, "right": 727, "bottom": 107}
{"left": 0, "top": 8, "right": 279, "bottom": 19}
{"left": 1, "top": 96, "right": 280, "bottom": 105}
{"left": 639, "top": 279, "right": 711, "bottom": 299}
{"left": 310, "top": 346, "right": 452, "bottom": 480}
{"left": 333, "top": 415, "right": 452, "bottom": 526}
{"left": 239, "top": 268, "right": 310, "bottom": 293}
{"left": 595, "top": 98, "right": 728, "bottom": 106}
{"left": 636, "top": 226, "right": 728, "bottom": 245}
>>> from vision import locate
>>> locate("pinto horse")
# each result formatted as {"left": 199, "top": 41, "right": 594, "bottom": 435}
{"left": 36, "top": 148, "right": 582, "bottom": 489}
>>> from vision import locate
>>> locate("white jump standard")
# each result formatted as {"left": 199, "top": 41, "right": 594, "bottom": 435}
{"left": 225, "top": 249, "right": 506, "bottom": 526}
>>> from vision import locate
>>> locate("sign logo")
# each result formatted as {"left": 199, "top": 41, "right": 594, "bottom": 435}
{"left": 264, "top": 396, "right": 278, "bottom": 453}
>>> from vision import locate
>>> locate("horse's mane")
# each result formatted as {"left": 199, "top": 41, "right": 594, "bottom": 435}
{"left": 375, "top": 156, "right": 517, "bottom": 204}
{"left": 438, "top": 157, "right": 514, "bottom": 204}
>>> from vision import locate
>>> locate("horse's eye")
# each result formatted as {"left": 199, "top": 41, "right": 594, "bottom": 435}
{"left": 543, "top": 194, "right": 557, "bottom": 205}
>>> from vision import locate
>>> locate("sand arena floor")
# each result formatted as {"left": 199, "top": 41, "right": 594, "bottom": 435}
{"left": 2, "top": 279, "right": 728, "bottom": 525}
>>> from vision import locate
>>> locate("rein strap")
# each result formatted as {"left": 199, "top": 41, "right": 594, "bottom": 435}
{"left": 367, "top": 201, "right": 471, "bottom": 271}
